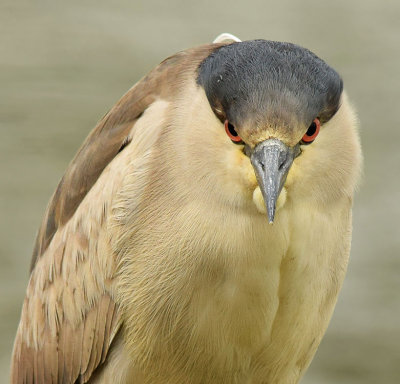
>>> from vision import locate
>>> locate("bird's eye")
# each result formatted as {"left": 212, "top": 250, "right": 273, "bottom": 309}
{"left": 301, "top": 118, "right": 321, "bottom": 144}
{"left": 224, "top": 120, "right": 243, "bottom": 144}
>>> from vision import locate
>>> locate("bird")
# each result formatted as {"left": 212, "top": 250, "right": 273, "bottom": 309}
{"left": 11, "top": 33, "right": 362, "bottom": 384}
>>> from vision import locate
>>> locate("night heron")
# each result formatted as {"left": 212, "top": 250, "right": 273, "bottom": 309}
{"left": 11, "top": 34, "right": 362, "bottom": 383}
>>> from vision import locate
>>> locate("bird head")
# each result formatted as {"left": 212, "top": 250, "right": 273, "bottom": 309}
{"left": 178, "top": 40, "right": 361, "bottom": 223}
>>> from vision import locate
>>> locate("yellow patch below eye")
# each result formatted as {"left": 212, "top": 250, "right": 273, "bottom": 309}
{"left": 233, "top": 150, "right": 258, "bottom": 189}
{"left": 252, "top": 186, "right": 287, "bottom": 215}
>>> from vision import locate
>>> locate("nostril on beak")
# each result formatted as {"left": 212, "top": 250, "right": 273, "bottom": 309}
{"left": 278, "top": 152, "right": 287, "bottom": 171}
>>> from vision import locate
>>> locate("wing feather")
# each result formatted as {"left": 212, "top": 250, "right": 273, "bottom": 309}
{"left": 11, "top": 43, "right": 219, "bottom": 383}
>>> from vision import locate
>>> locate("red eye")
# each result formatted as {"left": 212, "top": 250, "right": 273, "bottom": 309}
{"left": 225, "top": 120, "right": 243, "bottom": 143}
{"left": 301, "top": 118, "right": 320, "bottom": 144}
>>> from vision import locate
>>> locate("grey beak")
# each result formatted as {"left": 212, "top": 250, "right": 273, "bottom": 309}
{"left": 250, "top": 139, "right": 299, "bottom": 223}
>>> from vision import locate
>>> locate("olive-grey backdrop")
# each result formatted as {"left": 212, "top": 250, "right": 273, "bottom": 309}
{"left": 1, "top": 0, "right": 399, "bottom": 383}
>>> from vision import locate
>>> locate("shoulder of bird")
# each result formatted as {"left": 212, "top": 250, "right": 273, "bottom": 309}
{"left": 29, "top": 43, "right": 220, "bottom": 272}
{"left": 11, "top": 41, "right": 224, "bottom": 384}
{"left": 11, "top": 36, "right": 362, "bottom": 384}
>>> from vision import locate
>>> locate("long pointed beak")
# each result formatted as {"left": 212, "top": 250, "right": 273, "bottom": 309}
{"left": 250, "top": 139, "right": 299, "bottom": 223}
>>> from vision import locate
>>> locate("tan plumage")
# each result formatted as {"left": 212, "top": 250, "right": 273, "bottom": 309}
{"left": 11, "top": 36, "right": 362, "bottom": 384}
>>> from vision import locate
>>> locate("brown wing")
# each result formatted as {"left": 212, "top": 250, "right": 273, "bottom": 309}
{"left": 11, "top": 44, "right": 219, "bottom": 384}
{"left": 11, "top": 163, "right": 123, "bottom": 383}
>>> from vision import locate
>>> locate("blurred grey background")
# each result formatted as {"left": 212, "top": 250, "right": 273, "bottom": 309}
{"left": 1, "top": 0, "right": 399, "bottom": 383}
